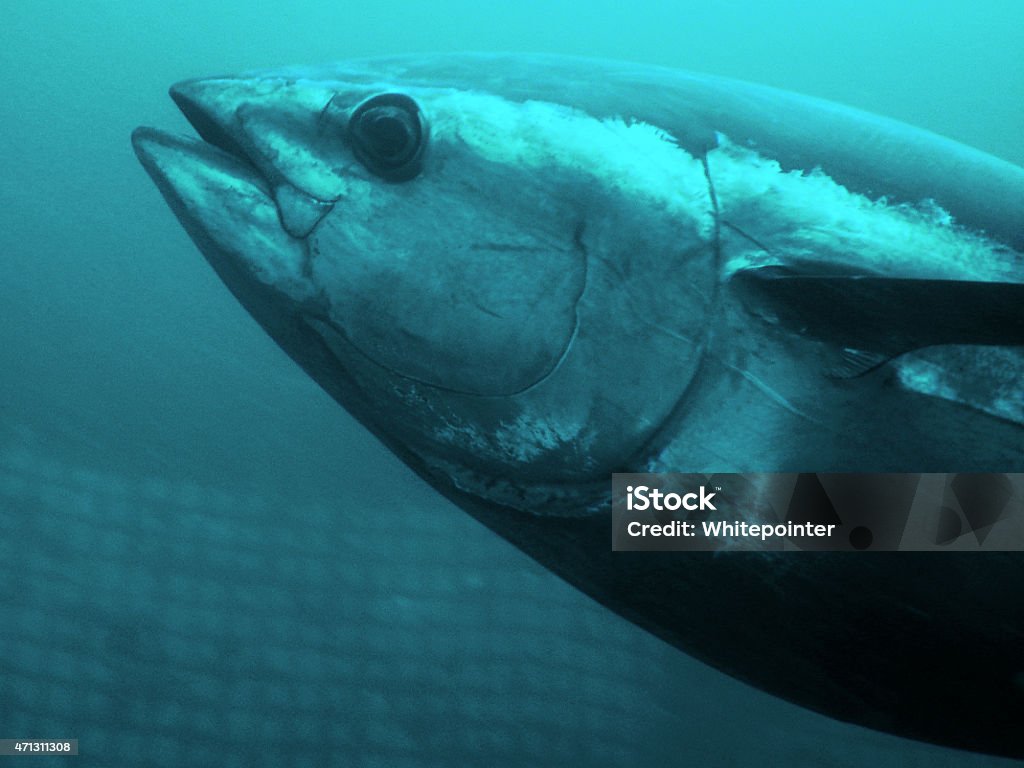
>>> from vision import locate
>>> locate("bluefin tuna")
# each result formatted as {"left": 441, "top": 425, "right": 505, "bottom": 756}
{"left": 132, "top": 54, "right": 1024, "bottom": 758}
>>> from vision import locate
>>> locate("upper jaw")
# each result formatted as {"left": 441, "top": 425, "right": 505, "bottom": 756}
{"left": 168, "top": 78, "right": 256, "bottom": 162}
{"left": 163, "top": 76, "right": 352, "bottom": 206}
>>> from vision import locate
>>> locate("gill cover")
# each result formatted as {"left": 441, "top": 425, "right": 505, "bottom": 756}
{"left": 301, "top": 86, "right": 720, "bottom": 491}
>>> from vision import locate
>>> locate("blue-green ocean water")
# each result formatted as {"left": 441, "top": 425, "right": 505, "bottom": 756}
{"left": 1, "top": 2, "right": 1022, "bottom": 766}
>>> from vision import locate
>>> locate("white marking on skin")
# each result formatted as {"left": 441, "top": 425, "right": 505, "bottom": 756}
{"left": 710, "top": 136, "right": 1018, "bottom": 281}
{"left": 435, "top": 411, "right": 586, "bottom": 465}
{"left": 434, "top": 421, "right": 490, "bottom": 453}
{"left": 895, "top": 358, "right": 962, "bottom": 402}
{"left": 420, "top": 90, "right": 714, "bottom": 237}
{"left": 494, "top": 414, "right": 583, "bottom": 462}
{"left": 709, "top": 135, "right": 1023, "bottom": 422}
{"left": 897, "top": 351, "right": 1024, "bottom": 425}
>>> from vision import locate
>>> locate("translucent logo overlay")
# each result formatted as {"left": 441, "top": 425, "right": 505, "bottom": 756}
{"left": 611, "top": 473, "right": 1023, "bottom": 551}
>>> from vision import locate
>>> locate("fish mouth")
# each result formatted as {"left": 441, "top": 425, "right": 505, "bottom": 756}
{"left": 131, "top": 125, "right": 277, "bottom": 247}
{"left": 131, "top": 80, "right": 310, "bottom": 296}
{"left": 134, "top": 78, "right": 271, "bottom": 190}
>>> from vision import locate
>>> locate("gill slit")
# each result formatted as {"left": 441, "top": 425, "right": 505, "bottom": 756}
{"left": 616, "top": 150, "right": 724, "bottom": 475}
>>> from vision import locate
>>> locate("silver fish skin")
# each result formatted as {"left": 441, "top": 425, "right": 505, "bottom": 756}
{"left": 132, "top": 54, "right": 1024, "bottom": 758}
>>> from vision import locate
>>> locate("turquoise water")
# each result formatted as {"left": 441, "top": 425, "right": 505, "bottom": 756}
{"left": 1, "top": 2, "right": 1022, "bottom": 766}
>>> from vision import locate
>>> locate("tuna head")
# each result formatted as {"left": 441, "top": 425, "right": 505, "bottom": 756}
{"left": 132, "top": 68, "right": 718, "bottom": 511}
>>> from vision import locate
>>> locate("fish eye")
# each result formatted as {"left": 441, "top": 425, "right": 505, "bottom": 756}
{"left": 348, "top": 93, "right": 427, "bottom": 181}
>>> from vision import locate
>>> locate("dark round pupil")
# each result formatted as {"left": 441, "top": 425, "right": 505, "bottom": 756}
{"left": 366, "top": 110, "right": 412, "bottom": 158}
{"left": 348, "top": 94, "right": 425, "bottom": 180}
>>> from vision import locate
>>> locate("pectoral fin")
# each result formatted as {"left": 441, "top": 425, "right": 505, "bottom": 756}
{"left": 732, "top": 266, "right": 1024, "bottom": 377}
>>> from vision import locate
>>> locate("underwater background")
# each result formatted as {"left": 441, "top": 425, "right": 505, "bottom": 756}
{"left": 1, "top": 1, "right": 1022, "bottom": 766}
